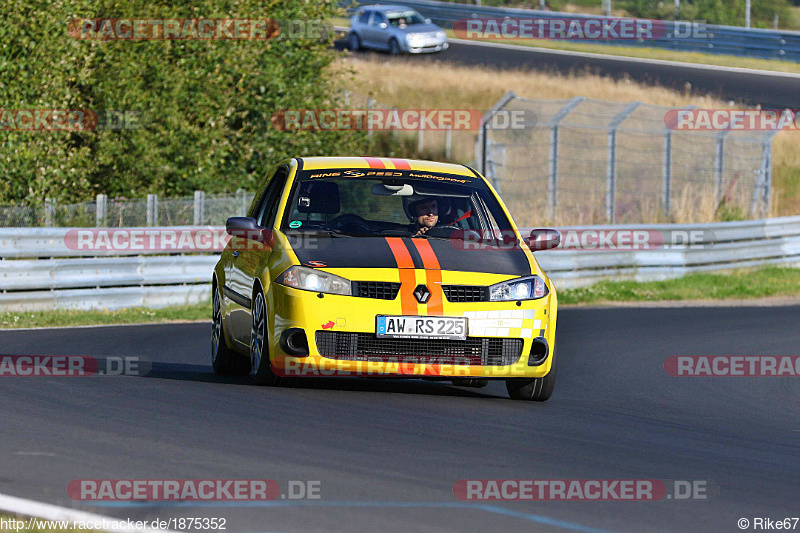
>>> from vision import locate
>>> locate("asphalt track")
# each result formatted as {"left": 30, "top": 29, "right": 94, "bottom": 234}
{"left": 337, "top": 40, "right": 800, "bottom": 108}
{"left": 1, "top": 306, "right": 799, "bottom": 532}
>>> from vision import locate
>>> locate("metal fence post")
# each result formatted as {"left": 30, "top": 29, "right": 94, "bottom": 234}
{"left": 391, "top": 108, "right": 399, "bottom": 141}
{"left": 714, "top": 130, "right": 729, "bottom": 204}
{"left": 753, "top": 127, "right": 780, "bottom": 217}
{"left": 146, "top": 194, "right": 158, "bottom": 226}
{"left": 44, "top": 198, "right": 55, "bottom": 227}
{"left": 662, "top": 129, "right": 673, "bottom": 217}
{"left": 606, "top": 102, "right": 640, "bottom": 223}
{"left": 417, "top": 120, "right": 424, "bottom": 153}
{"left": 477, "top": 90, "right": 517, "bottom": 189}
{"left": 445, "top": 124, "right": 452, "bottom": 160}
{"left": 548, "top": 96, "right": 585, "bottom": 221}
{"left": 194, "top": 191, "right": 205, "bottom": 225}
{"left": 96, "top": 194, "right": 107, "bottom": 227}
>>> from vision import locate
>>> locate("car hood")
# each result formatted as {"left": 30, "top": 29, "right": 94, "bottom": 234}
{"left": 288, "top": 235, "right": 531, "bottom": 276}
{"left": 395, "top": 24, "right": 443, "bottom": 35}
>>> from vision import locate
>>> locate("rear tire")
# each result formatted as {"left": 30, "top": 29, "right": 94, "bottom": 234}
{"left": 506, "top": 349, "right": 557, "bottom": 401}
{"left": 211, "top": 286, "right": 250, "bottom": 375}
{"left": 249, "top": 289, "right": 284, "bottom": 386}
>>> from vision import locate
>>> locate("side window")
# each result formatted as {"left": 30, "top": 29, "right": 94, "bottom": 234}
{"left": 254, "top": 168, "right": 289, "bottom": 228}
{"left": 357, "top": 10, "right": 371, "bottom": 24}
{"left": 371, "top": 12, "right": 386, "bottom": 26}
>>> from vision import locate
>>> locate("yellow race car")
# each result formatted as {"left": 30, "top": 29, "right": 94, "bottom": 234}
{"left": 211, "top": 156, "right": 561, "bottom": 401}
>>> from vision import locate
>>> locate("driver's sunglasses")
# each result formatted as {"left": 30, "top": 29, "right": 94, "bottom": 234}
{"left": 415, "top": 203, "right": 438, "bottom": 216}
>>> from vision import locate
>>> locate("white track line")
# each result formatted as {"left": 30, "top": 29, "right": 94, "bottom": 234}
{"left": 0, "top": 492, "right": 176, "bottom": 533}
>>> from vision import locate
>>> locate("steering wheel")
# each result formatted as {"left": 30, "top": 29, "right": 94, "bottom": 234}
{"left": 422, "top": 224, "right": 460, "bottom": 238}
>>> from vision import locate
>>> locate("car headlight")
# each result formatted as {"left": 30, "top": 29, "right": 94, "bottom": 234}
{"left": 406, "top": 33, "right": 423, "bottom": 43}
{"left": 276, "top": 266, "right": 351, "bottom": 296}
{"left": 489, "top": 276, "right": 548, "bottom": 301}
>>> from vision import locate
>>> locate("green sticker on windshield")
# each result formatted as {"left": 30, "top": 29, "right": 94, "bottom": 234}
{"left": 289, "top": 220, "right": 302, "bottom": 228}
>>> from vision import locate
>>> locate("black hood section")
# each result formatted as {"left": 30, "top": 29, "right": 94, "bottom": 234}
{"left": 289, "top": 236, "right": 532, "bottom": 276}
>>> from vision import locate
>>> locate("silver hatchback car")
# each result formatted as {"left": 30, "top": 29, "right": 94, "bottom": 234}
{"left": 348, "top": 4, "right": 448, "bottom": 55}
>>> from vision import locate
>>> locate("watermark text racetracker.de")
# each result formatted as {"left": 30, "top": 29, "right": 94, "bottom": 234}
{"left": 453, "top": 479, "right": 710, "bottom": 500}
{"left": 68, "top": 18, "right": 335, "bottom": 41}
{"left": 453, "top": 17, "right": 709, "bottom": 40}
{"left": 0, "top": 109, "right": 142, "bottom": 131}
{"left": 68, "top": 479, "right": 321, "bottom": 501}
{"left": 665, "top": 356, "right": 800, "bottom": 377}
{"left": 63, "top": 227, "right": 325, "bottom": 252}
{"left": 270, "top": 108, "right": 530, "bottom": 131}
{"left": 0, "top": 356, "right": 139, "bottom": 377}
{"left": 450, "top": 228, "right": 714, "bottom": 251}
{"left": 665, "top": 108, "right": 800, "bottom": 131}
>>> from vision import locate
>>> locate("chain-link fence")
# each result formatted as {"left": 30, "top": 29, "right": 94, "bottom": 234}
{"left": 477, "top": 92, "right": 779, "bottom": 227}
{"left": 0, "top": 190, "right": 256, "bottom": 228}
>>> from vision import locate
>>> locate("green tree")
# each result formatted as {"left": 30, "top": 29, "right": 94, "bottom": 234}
{"left": 0, "top": 0, "right": 367, "bottom": 204}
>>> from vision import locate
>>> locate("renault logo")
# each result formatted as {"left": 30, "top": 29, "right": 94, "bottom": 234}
{"left": 413, "top": 284, "right": 431, "bottom": 304}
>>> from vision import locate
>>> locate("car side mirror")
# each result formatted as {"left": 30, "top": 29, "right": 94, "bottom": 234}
{"left": 425, "top": 18, "right": 432, "bottom": 24}
{"left": 226, "top": 217, "right": 263, "bottom": 240}
{"left": 528, "top": 229, "right": 561, "bottom": 251}
{"left": 379, "top": 22, "right": 388, "bottom": 28}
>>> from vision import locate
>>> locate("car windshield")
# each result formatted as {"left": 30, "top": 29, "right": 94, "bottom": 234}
{"left": 280, "top": 169, "right": 514, "bottom": 240}
{"left": 386, "top": 11, "right": 426, "bottom": 26}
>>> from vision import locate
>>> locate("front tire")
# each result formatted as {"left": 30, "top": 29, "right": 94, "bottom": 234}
{"left": 389, "top": 38, "right": 400, "bottom": 56}
{"left": 250, "top": 289, "right": 284, "bottom": 386}
{"left": 349, "top": 33, "right": 360, "bottom": 51}
{"left": 211, "top": 286, "right": 249, "bottom": 375}
{"left": 506, "top": 350, "right": 557, "bottom": 401}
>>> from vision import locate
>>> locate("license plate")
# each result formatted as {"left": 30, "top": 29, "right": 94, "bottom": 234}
{"left": 376, "top": 315, "right": 467, "bottom": 340}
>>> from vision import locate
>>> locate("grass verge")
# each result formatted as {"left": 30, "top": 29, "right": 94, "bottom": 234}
{"left": 0, "top": 304, "right": 208, "bottom": 329}
{"left": 559, "top": 266, "right": 800, "bottom": 304}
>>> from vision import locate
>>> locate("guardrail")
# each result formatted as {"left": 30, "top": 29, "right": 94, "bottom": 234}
{"left": 346, "top": 0, "right": 800, "bottom": 62}
{"left": 1, "top": 217, "right": 799, "bottom": 311}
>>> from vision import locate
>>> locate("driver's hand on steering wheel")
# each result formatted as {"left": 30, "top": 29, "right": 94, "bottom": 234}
{"left": 414, "top": 226, "right": 430, "bottom": 236}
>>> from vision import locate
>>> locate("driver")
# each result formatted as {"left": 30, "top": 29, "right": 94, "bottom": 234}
{"left": 408, "top": 198, "right": 439, "bottom": 236}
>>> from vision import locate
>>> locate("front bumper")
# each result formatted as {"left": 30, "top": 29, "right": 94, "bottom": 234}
{"left": 407, "top": 41, "right": 449, "bottom": 54}
{"left": 269, "top": 277, "right": 556, "bottom": 379}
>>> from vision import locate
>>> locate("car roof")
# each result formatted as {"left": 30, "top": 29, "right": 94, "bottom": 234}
{"left": 297, "top": 157, "right": 475, "bottom": 177}
{"left": 359, "top": 5, "right": 419, "bottom": 13}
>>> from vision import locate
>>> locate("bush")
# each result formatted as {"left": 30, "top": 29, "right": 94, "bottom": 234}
{"left": 0, "top": 0, "right": 368, "bottom": 204}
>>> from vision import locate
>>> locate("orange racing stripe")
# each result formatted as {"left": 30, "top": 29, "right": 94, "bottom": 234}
{"left": 385, "top": 237, "right": 417, "bottom": 315}
{"left": 363, "top": 157, "right": 386, "bottom": 169}
{"left": 412, "top": 239, "right": 443, "bottom": 316}
{"left": 390, "top": 158, "right": 411, "bottom": 170}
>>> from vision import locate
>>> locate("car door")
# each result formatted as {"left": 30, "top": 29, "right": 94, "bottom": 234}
{"left": 365, "top": 11, "right": 389, "bottom": 50}
{"left": 353, "top": 9, "right": 371, "bottom": 46}
{"left": 227, "top": 165, "right": 290, "bottom": 344}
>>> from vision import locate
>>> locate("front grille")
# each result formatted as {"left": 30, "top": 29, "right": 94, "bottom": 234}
{"left": 315, "top": 331, "right": 522, "bottom": 366}
{"left": 442, "top": 285, "right": 488, "bottom": 302}
{"left": 352, "top": 281, "right": 401, "bottom": 300}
